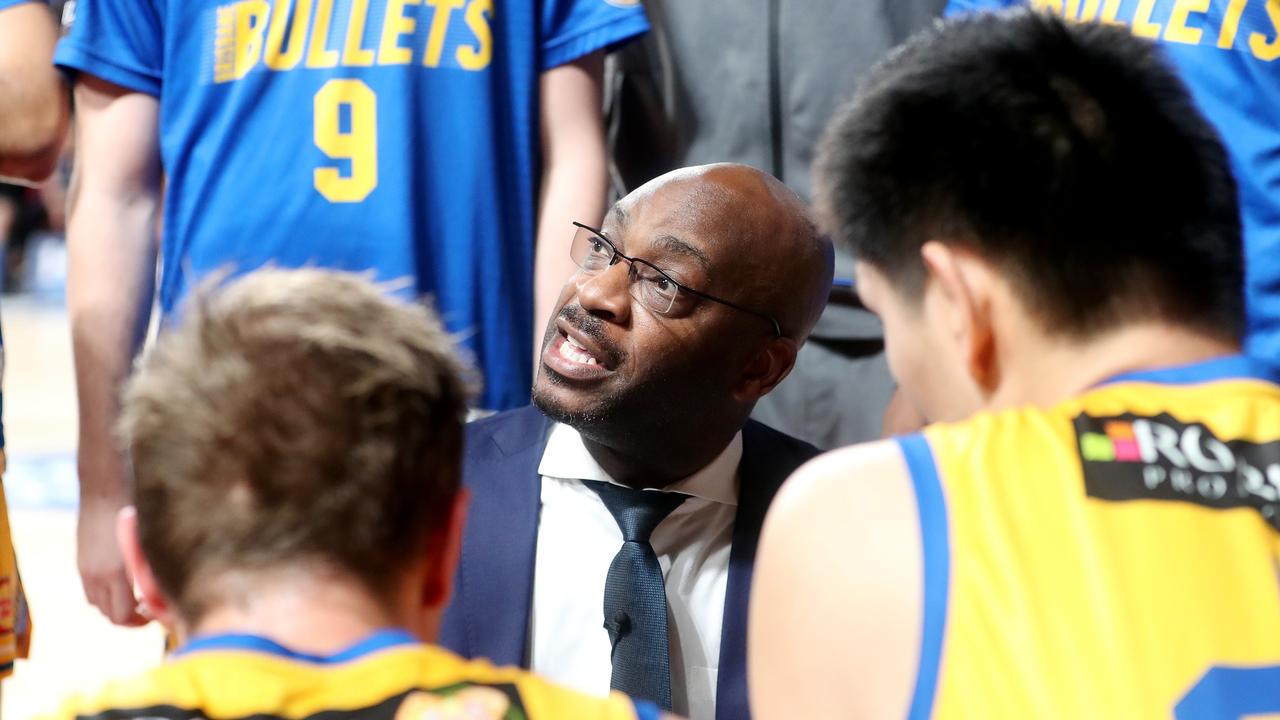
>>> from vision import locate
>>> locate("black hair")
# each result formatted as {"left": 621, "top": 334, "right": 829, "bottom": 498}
{"left": 817, "top": 9, "right": 1244, "bottom": 340}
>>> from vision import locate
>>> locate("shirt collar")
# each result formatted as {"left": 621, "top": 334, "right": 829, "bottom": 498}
{"left": 538, "top": 423, "right": 742, "bottom": 507}
{"left": 173, "top": 628, "right": 418, "bottom": 663}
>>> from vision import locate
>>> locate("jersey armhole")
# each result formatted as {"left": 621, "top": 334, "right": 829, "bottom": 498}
{"left": 896, "top": 433, "right": 951, "bottom": 720}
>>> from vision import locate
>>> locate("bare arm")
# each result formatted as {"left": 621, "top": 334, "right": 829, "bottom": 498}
{"left": 0, "top": 2, "right": 68, "bottom": 182}
{"left": 69, "top": 74, "right": 161, "bottom": 627}
{"left": 749, "top": 441, "right": 924, "bottom": 719}
{"left": 533, "top": 51, "right": 608, "bottom": 363}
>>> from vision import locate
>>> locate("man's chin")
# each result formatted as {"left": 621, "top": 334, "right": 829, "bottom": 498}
{"left": 532, "top": 381, "right": 587, "bottom": 423}
{"left": 532, "top": 375, "right": 616, "bottom": 430}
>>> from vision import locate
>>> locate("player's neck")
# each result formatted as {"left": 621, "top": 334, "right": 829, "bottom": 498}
{"left": 987, "top": 322, "right": 1240, "bottom": 412}
{"left": 185, "top": 569, "right": 415, "bottom": 656}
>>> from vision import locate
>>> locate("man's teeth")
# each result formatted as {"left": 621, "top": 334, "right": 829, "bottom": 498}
{"left": 559, "top": 335, "right": 599, "bottom": 365}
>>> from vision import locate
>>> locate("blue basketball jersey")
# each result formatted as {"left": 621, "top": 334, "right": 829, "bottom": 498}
{"left": 944, "top": 0, "right": 1280, "bottom": 363}
{"left": 54, "top": 0, "right": 648, "bottom": 410}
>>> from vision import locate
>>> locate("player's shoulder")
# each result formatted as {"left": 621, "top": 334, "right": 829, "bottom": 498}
{"left": 46, "top": 646, "right": 657, "bottom": 720}
{"left": 426, "top": 646, "right": 658, "bottom": 719}
{"left": 768, "top": 439, "right": 914, "bottom": 542}
{"left": 36, "top": 662, "right": 182, "bottom": 719}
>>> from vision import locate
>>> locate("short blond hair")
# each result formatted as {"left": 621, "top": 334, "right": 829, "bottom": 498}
{"left": 118, "top": 269, "right": 472, "bottom": 620}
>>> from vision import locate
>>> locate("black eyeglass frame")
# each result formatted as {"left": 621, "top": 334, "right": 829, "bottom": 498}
{"left": 571, "top": 221, "right": 784, "bottom": 338}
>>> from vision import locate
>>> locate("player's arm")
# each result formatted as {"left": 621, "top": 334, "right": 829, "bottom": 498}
{"left": 533, "top": 50, "right": 608, "bottom": 362}
{"left": 67, "top": 73, "right": 161, "bottom": 627}
{"left": 0, "top": 2, "right": 68, "bottom": 182}
{"left": 749, "top": 441, "right": 924, "bottom": 719}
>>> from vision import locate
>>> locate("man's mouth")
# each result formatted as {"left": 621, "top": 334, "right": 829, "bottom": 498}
{"left": 540, "top": 317, "right": 619, "bottom": 381}
{"left": 557, "top": 331, "right": 600, "bottom": 365}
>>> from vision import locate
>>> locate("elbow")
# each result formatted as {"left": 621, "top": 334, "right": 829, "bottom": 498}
{"left": 0, "top": 80, "right": 69, "bottom": 182}
{"left": 0, "top": 141, "right": 62, "bottom": 183}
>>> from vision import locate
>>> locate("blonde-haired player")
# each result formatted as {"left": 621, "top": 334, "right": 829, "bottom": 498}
{"left": 46, "top": 269, "right": 668, "bottom": 719}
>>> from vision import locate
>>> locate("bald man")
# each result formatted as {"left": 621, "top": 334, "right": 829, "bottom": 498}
{"left": 441, "top": 164, "right": 832, "bottom": 720}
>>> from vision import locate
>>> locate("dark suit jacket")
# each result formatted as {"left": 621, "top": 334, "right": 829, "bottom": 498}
{"left": 440, "top": 405, "right": 820, "bottom": 720}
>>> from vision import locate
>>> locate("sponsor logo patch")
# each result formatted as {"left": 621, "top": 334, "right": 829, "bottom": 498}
{"left": 1074, "top": 412, "right": 1280, "bottom": 530}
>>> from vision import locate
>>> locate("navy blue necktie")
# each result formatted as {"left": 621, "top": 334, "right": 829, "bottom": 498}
{"left": 584, "top": 480, "right": 687, "bottom": 710}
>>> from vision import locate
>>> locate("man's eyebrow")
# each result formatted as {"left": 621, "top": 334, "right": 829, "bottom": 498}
{"left": 654, "top": 234, "right": 711, "bottom": 271}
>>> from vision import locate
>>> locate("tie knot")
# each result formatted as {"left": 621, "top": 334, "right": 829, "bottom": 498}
{"left": 584, "top": 481, "right": 687, "bottom": 543}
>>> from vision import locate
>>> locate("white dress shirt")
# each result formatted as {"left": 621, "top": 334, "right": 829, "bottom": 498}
{"left": 531, "top": 423, "right": 742, "bottom": 720}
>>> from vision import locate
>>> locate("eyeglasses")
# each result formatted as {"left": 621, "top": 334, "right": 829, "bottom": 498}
{"left": 570, "top": 222, "right": 784, "bottom": 338}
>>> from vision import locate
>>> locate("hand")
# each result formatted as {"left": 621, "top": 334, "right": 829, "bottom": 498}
{"left": 76, "top": 488, "right": 148, "bottom": 627}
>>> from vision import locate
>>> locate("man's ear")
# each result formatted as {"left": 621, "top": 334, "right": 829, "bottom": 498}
{"left": 115, "top": 506, "right": 177, "bottom": 629}
{"left": 421, "top": 488, "right": 470, "bottom": 610}
{"left": 733, "top": 337, "right": 800, "bottom": 403}
{"left": 919, "top": 241, "right": 999, "bottom": 394}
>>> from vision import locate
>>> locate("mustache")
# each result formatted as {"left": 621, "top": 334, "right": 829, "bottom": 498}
{"left": 558, "top": 304, "right": 626, "bottom": 368}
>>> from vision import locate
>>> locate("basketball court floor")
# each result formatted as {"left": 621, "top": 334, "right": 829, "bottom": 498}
{"left": 4, "top": 296, "right": 164, "bottom": 717}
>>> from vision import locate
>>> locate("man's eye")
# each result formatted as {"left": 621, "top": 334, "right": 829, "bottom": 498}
{"left": 653, "top": 276, "right": 673, "bottom": 292}
{"left": 590, "top": 240, "right": 608, "bottom": 255}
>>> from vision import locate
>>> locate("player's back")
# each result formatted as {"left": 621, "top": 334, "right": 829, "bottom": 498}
{"left": 44, "top": 630, "right": 658, "bottom": 720}
{"left": 900, "top": 355, "right": 1280, "bottom": 718}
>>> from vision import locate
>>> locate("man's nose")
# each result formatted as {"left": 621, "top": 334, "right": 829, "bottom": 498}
{"left": 576, "top": 262, "right": 632, "bottom": 324}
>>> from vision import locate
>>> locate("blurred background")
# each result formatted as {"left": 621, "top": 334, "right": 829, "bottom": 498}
{"left": 2, "top": 172, "right": 164, "bottom": 716}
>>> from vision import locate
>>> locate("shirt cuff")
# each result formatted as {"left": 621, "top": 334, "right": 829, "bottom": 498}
{"left": 54, "top": 40, "right": 162, "bottom": 97}
{"left": 541, "top": 12, "right": 649, "bottom": 71}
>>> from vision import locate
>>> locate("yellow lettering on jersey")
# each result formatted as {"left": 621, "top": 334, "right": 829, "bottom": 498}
{"left": 214, "top": 5, "right": 237, "bottom": 82}
{"left": 1099, "top": 0, "right": 1126, "bottom": 25}
{"left": 1218, "top": 0, "right": 1249, "bottom": 49}
{"left": 1164, "top": 0, "right": 1210, "bottom": 45}
{"left": 1030, "top": 0, "right": 1065, "bottom": 14}
{"left": 214, "top": 1, "right": 270, "bottom": 83}
{"left": 343, "top": 0, "right": 376, "bottom": 66}
{"left": 314, "top": 79, "right": 378, "bottom": 202}
{"left": 424, "top": 0, "right": 466, "bottom": 67}
{"left": 456, "top": 0, "right": 492, "bottom": 70}
{"left": 1132, "top": 0, "right": 1163, "bottom": 38}
{"left": 306, "top": 0, "right": 340, "bottom": 67}
{"left": 1250, "top": 0, "right": 1280, "bottom": 60}
{"left": 263, "top": 0, "right": 312, "bottom": 70}
{"left": 1077, "top": 0, "right": 1103, "bottom": 22}
{"left": 379, "top": 0, "right": 420, "bottom": 65}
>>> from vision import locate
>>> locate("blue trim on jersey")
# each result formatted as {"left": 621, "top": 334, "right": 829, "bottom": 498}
{"left": 1099, "top": 355, "right": 1280, "bottom": 388}
{"left": 541, "top": 13, "right": 650, "bottom": 70}
{"left": 0, "top": 1, "right": 36, "bottom": 9}
{"left": 53, "top": 41, "right": 162, "bottom": 96}
{"left": 897, "top": 433, "right": 950, "bottom": 720}
{"left": 174, "top": 629, "right": 419, "bottom": 664}
{"left": 1175, "top": 665, "right": 1280, "bottom": 719}
{"left": 631, "top": 699, "right": 662, "bottom": 720}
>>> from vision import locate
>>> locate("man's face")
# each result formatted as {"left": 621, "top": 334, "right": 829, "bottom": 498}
{"left": 532, "top": 184, "right": 768, "bottom": 437}
{"left": 855, "top": 262, "right": 978, "bottom": 424}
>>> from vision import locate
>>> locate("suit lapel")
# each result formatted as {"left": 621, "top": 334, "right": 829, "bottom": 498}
{"left": 715, "top": 421, "right": 806, "bottom": 720}
{"left": 452, "top": 406, "right": 549, "bottom": 667}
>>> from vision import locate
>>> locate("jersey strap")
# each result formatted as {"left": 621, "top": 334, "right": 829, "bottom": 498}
{"left": 897, "top": 433, "right": 950, "bottom": 720}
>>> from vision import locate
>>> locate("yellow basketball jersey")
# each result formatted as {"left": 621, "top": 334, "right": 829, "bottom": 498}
{"left": 898, "top": 355, "right": 1280, "bottom": 719}
{"left": 44, "top": 630, "right": 658, "bottom": 719}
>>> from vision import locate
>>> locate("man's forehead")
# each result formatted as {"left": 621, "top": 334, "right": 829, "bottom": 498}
{"left": 607, "top": 176, "right": 735, "bottom": 237}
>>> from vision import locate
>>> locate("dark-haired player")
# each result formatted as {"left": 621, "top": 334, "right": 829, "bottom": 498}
{"left": 750, "top": 10, "right": 1280, "bottom": 718}
{"left": 947, "top": 0, "right": 1280, "bottom": 363}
